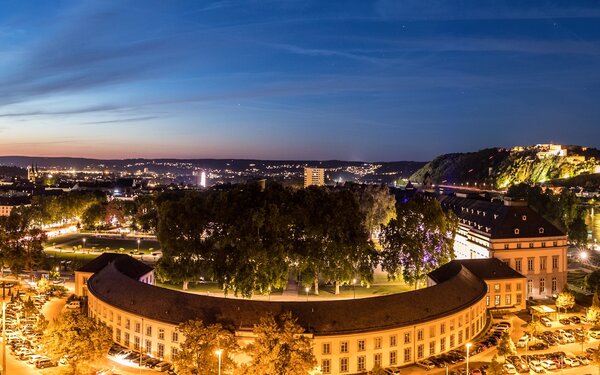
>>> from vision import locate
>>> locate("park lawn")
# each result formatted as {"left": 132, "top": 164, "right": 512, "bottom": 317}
{"left": 157, "top": 282, "right": 285, "bottom": 297}
{"left": 46, "top": 235, "right": 160, "bottom": 254}
{"left": 301, "top": 283, "right": 414, "bottom": 299}
{"left": 44, "top": 250, "right": 98, "bottom": 263}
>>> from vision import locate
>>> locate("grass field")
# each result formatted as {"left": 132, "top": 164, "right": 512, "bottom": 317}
{"left": 46, "top": 233, "right": 160, "bottom": 254}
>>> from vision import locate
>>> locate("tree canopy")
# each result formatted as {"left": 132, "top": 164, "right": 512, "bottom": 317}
{"left": 241, "top": 312, "right": 316, "bottom": 375}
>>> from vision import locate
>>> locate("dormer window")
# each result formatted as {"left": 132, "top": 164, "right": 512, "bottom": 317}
{"left": 539, "top": 227, "right": 544, "bottom": 234}
{"left": 514, "top": 228, "right": 520, "bottom": 235}
{"left": 494, "top": 214, "right": 498, "bottom": 219}
{"left": 522, "top": 215, "right": 527, "bottom": 221}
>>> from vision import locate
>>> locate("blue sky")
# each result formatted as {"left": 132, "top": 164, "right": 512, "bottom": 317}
{"left": 0, "top": 0, "right": 599, "bottom": 161}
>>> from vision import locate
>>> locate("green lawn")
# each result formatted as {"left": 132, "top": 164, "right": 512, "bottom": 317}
{"left": 46, "top": 233, "right": 160, "bottom": 254}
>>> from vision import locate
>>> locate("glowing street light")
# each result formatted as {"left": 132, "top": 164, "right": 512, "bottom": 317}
{"left": 305, "top": 287, "right": 309, "bottom": 302}
{"left": 580, "top": 251, "right": 589, "bottom": 261}
{"left": 137, "top": 238, "right": 141, "bottom": 253}
{"left": 466, "top": 342, "right": 472, "bottom": 374}
{"left": 215, "top": 349, "right": 223, "bottom": 375}
{"left": 352, "top": 278, "right": 357, "bottom": 299}
{"left": 82, "top": 237, "right": 86, "bottom": 248}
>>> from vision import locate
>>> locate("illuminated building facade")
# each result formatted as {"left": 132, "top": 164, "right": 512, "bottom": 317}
{"left": 304, "top": 167, "right": 325, "bottom": 187}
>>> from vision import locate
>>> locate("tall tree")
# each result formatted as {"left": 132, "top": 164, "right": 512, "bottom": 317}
{"left": 380, "top": 195, "right": 458, "bottom": 289}
{"left": 497, "top": 331, "right": 516, "bottom": 360}
{"left": 241, "top": 312, "right": 316, "bottom": 375}
{"left": 173, "top": 319, "right": 238, "bottom": 375}
{"left": 487, "top": 355, "right": 504, "bottom": 375}
{"left": 347, "top": 183, "right": 397, "bottom": 239}
{"left": 43, "top": 311, "right": 112, "bottom": 375}
{"left": 555, "top": 289, "right": 576, "bottom": 317}
{"left": 2, "top": 208, "right": 46, "bottom": 278}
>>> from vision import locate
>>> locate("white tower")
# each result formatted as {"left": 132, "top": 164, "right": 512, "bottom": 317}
{"left": 200, "top": 171, "right": 206, "bottom": 188}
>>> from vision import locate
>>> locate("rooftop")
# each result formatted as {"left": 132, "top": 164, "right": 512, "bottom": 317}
{"left": 87, "top": 256, "right": 487, "bottom": 335}
{"left": 438, "top": 194, "right": 565, "bottom": 239}
{"left": 428, "top": 258, "right": 525, "bottom": 284}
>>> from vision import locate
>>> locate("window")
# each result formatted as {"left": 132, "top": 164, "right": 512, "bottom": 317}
{"left": 340, "top": 341, "right": 349, "bottom": 353}
{"left": 553, "top": 241, "right": 558, "bottom": 247}
{"left": 552, "top": 256, "right": 559, "bottom": 270}
{"left": 158, "top": 329, "right": 165, "bottom": 340}
{"left": 390, "top": 351, "right": 397, "bottom": 366}
{"left": 374, "top": 353, "right": 382, "bottom": 367}
{"left": 417, "top": 344, "right": 424, "bottom": 359}
{"left": 450, "top": 319, "right": 455, "bottom": 331}
{"left": 321, "top": 359, "right": 331, "bottom": 374}
{"left": 505, "top": 294, "right": 511, "bottom": 305}
{"left": 322, "top": 343, "right": 331, "bottom": 355}
{"left": 485, "top": 295, "right": 490, "bottom": 306}
{"left": 116, "top": 328, "right": 121, "bottom": 343}
{"left": 450, "top": 335, "right": 455, "bottom": 348}
{"left": 146, "top": 325, "right": 152, "bottom": 337}
{"left": 458, "top": 331, "right": 463, "bottom": 345}
{"left": 515, "top": 259, "right": 522, "bottom": 272}
{"left": 374, "top": 337, "right": 382, "bottom": 350}
{"left": 417, "top": 329, "right": 424, "bottom": 341}
{"left": 145, "top": 339, "right": 151, "bottom": 354}
{"left": 540, "top": 256, "right": 547, "bottom": 271}
{"left": 494, "top": 283, "right": 500, "bottom": 292}
{"left": 527, "top": 258, "right": 534, "bottom": 272}
{"left": 516, "top": 282, "right": 522, "bottom": 291}
{"left": 494, "top": 295, "right": 500, "bottom": 306}
{"left": 135, "top": 322, "right": 141, "bottom": 333}
{"left": 440, "top": 338, "right": 446, "bottom": 352}
{"left": 125, "top": 319, "right": 130, "bottom": 330}
{"left": 440, "top": 323, "right": 446, "bottom": 335}
{"left": 517, "top": 243, "right": 522, "bottom": 249}
{"left": 357, "top": 339, "right": 365, "bottom": 351}
{"left": 109, "top": 311, "right": 113, "bottom": 322}
{"left": 404, "top": 348, "right": 411, "bottom": 362}
{"left": 539, "top": 227, "right": 545, "bottom": 234}
{"left": 172, "top": 331, "right": 179, "bottom": 343}
{"left": 157, "top": 343, "right": 164, "bottom": 358}
{"left": 514, "top": 228, "right": 520, "bottom": 235}
{"left": 171, "top": 347, "right": 178, "bottom": 360}
{"left": 124, "top": 333, "right": 130, "bottom": 346}
{"left": 516, "top": 293, "right": 522, "bottom": 304}
{"left": 404, "top": 333, "right": 411, "bottom": 344}
{"left": 505, "top": 283, "right": 511, "bottom": 292}
{"left": 527, "top": 279, "right": 533, "bottom": 294}
{"left": 552, "top": 277, "right": 557, "bottom": 292}
{"left": 340, "top": 358, "right": 349, "bottom": 373}
{"left": 522, "top": 215, "right": 527, "bottom": 221}
{"left": 540, "top": 278, "right": 545, "bottom": 294}
{"left": 358, "top": 356, "right": 366, "bottom": 371}
{"left": 465, "top": 327, "right": 470, "bottom": 339}
{"left": 134, "top": 336, "right": 140, "bottom": 350}
{"left": 504, "top": 244, "right": 509, "bottom": 249}
{"left": 429, "top": 326, "right": 435, "bottom": 338}
{"left": 117, "top": 315, "right": 121, "bottom": 326}
{"left": 529, "top": 243, "right": 534, "bottom": 248}
{"left": 541, "top": 242, "right": 546, "bottom": 248}
{"left": 429, "top": 341, "right": 435, "bottom": 356}
{"left": 390, "top": 335, "right": 397, "bottom": 347}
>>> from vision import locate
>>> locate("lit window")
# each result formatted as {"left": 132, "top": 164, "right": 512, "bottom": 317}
{"left": 322, "top": 343, "right": 331, "bottom": 355}
{"left": 357, "top": 339, "right": 365, "bottom": 351}
{"left": 321, "top": 359, "right": 331, "bottom": 374}
{"left": 390, "top": 351, "right": 397, "bottom": 366}
{"left": 340, "top": 341, "right": 348, "bottom": 353}
{"left": 340, "top": 358, "right": 349, "bottom": 373}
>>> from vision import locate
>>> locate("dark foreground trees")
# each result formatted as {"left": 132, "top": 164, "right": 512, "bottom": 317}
{"left": 241, "top": 312, "right": 316, "bottom": 375}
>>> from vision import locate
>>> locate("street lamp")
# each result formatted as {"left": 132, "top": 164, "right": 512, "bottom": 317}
{"left": 82, "top": 237, "right": 86, "bottom": 250}
{"left": 580, "top": 251, "right": 589, "bottom": 262}
{"left": 305, "top": 287, "right": 309, "bottom": 302}
{"left": 352, "top": 278, "right": 356, "bottom": 299}
{"left": 215, "top": 349, "right": 223, "bottom": 375}
{"left": 137, "top": 238, "right": 141, "bottom": 253}
{"left": 268, "top": 286, "right": 271, "bottom": 302}
{"left": 465, "top": 342, "right": 472, "bottom": 374}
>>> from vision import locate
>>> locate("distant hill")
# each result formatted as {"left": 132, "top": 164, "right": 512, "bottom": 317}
{"left": 410, "top": 145, "right": 600, "bottom": 188}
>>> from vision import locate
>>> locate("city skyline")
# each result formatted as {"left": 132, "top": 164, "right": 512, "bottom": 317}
{"left": 1, "top": 1, "right": 600, "bottom": 161}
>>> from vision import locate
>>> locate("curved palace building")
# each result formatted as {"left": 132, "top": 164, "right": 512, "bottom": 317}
{"left": 76, "top": 253, "right": 496, "bottom": 374}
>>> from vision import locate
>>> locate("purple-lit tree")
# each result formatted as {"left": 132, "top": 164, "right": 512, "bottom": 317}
{"left": 380, "top": 195, "right": 457, "bottom": 289}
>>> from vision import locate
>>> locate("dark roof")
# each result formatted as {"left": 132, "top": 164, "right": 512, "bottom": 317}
{"left": 429, "top": 258, "right": 526, "bottom": 284}
{"left": 87, "top": 259, "right": 487, "bottom": 336}
{"left": 438, "top": 195, "right": 565, "bottom": 239}
{"left": 0, "top": 196, "right": 32, "bottom": 206}
{"left": 77, "top": 253, "right": 153, "bottom": 280}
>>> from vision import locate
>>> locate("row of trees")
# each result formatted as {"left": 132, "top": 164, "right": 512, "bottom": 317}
{"left": 43, "top": 310, "right": 314, "bottom": 375}
{"left": 506, "top": 183, "right": 588, "bottom": 245}
{"left": 0, "top": 208, "right": 46, "bottom": 277}
{"left": 155, "top": 182, "right": 457, "bottom": 297}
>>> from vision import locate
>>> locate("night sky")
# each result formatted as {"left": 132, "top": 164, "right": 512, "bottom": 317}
{"left": 1, "top": 1, "right": 599, "bottom": 161}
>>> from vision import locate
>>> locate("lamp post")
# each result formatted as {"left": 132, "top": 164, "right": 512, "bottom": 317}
{"left": 352, "top": 278, "right": 356, "bottom": 299}
{"left": 82, "top": 238, "right": 86, "bottom": 252}
{"left": 465, "top": 342, "right": 472, "bottom": 375}
{"left": 215, "top": 349, "right": 223, "bottom": 375}
{"left": 305, "top": 287, "right": 309, "bottom": 302}
{"left": 268, "top": 286, "right": 271, "bottom": 302}
{"left": 137, "top": 238, "right": 141, "bottom": 253}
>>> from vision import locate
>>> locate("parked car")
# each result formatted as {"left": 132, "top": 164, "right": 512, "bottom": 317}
{"left": 569, "top": 316, "right": 581, "bottom": 324}
{"left": 155, "top": 362, "right": 171, "bottom": 372}
{"left": 516, "top": 336, "right": 528, "bottom": 348}
{"left": 559, "top": 318, "right": 571, "bottom": 325}
{"left": 502, "top": 363, "right": 517, "bottom": 374}
{"left": 529, "top": 342, "right": 548, "bottom": 351}
{"left": 36, "top": 359, "right": 57, "bottom": 369}
{"left": 563, "top": 357, "right": 580, "bottom": 367}
{"left": 540, "top": 360, "right": 557, "bottom": 370}
{"left": 540, "top": 317, "right": 552, "bottom": 327}
{"left": 65, "top": 301, "right": 81, "bottom": 309}
{"left": 416, "top": 360, "right": 435, "bottom": 370}
{"left": 590, "top": 328, "right": 600, "bottom": 339}
{"left": 529, "top": 360, "right": 545, "bottom": 373}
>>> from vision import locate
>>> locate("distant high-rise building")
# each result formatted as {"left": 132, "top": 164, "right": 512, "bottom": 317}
{"left": 200, "top": 171, "right": 206, "bottom": 188}
{"left": 303, "top": 167, "right": 325, "bottom": 187}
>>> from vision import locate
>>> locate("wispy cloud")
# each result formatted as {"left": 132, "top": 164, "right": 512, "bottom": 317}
{"left": 80, "top": 115, "right": 162, "bottom": 125}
